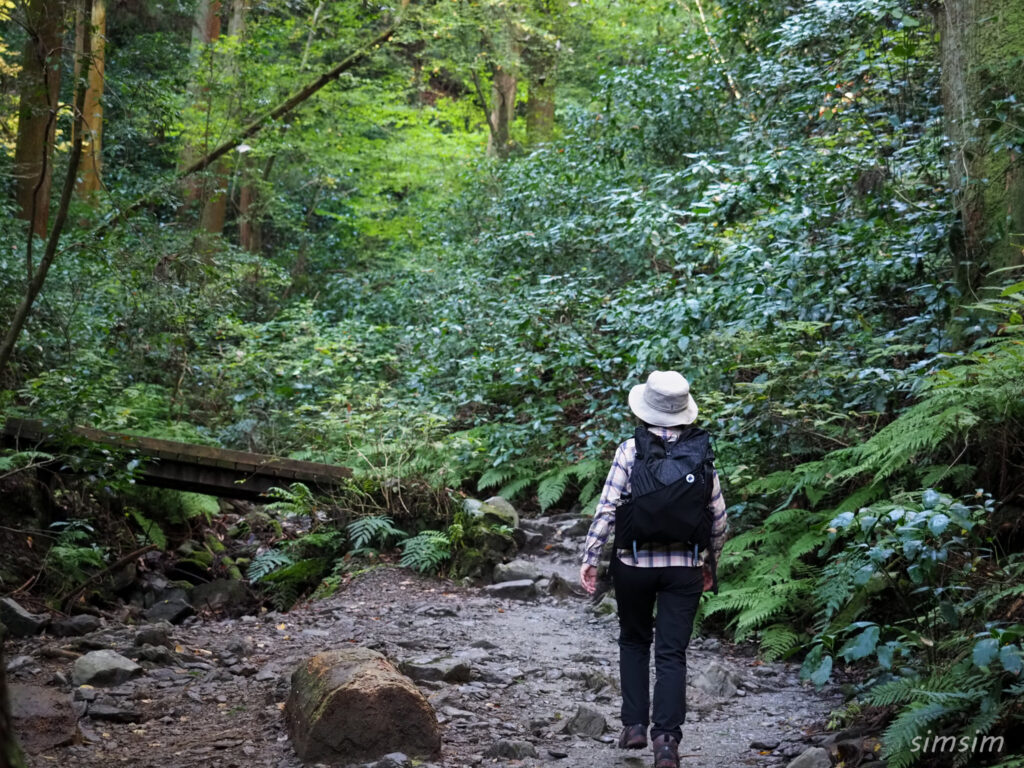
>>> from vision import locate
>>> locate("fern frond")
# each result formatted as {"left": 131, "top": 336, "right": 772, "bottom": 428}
{"left": 401, "top": 530, "right": 451, "bottom": 573}
{"left": 248, "top": 549, "right": 294, "bottom": 582}
{"left": 478, "top": 467, "right": 513, "bottom": 491}
{"left": 760, "top": 624, "right": 801, "bottom": 662}
{"left": 347, "top": 515, "right": 406, "bottom": 550}
{"left": 537, "top": 469, "right": 570, "bottom": 511}
{"left": 128, "top": 508, "right": 167, "bottom": 550}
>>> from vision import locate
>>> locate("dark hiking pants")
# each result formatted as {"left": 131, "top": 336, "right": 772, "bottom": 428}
{"left": 611, "top": 556, "right": 703, "bottom": 741}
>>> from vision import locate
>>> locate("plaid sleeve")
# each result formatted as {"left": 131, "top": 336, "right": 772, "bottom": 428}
{"left": 580, "top": 440, "right": 633, "bottom": 567}
{"left": 708, "top": 469, "right": 728, "bottom": 562}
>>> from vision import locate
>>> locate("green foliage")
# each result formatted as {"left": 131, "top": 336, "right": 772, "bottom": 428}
{"left": 127, "top": 508, "right": 167, "bottom": 550}
{"left": 400, "top": 529, "right": 452, "bottom": 573}
{"left": 346, "top": 515, "right": 405, "bottom": 552}
{"left": 247, "top": 549, "right": 295, "bottom": 583}
{"left": 43, "top": 521, "right": 107, "bottom": 589}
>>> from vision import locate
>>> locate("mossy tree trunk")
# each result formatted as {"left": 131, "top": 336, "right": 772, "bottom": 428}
{"left": 938, "top": 0, "right": 1024, "bottom": 290}
{"left": 73, "top": 0, "right": 105, "bottom": 201}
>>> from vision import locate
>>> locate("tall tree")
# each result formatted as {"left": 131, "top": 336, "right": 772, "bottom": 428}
{"left": 73, "top": 0, "right": 105, "bottom": 199}
{"left": 486, "top": 63, "right": 516, "bottom": 157}
{"left": 938, "top": 0, "right": 1024, "bottom": 290}
{"left": 12, "top": 0, "right": 66, "bottom": 238}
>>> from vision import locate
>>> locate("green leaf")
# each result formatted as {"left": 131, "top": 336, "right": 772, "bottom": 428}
{"left": 972, "top": 637, "right": 999, "bottom": 668}
{"left": 839, "top": 625, "right": 880, "bottom": 662}
{"left": 999, "top": 644, "right": 1023, "bottom": 676}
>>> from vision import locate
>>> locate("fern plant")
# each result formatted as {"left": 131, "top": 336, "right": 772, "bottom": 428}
{"left": 248, "top": 548, "right": 295, "bottom": 582}
{"left": 346, "top": 514, "right": 406, "bottom": 552}
{"left": 400, "top": 529, "right": 452, "bottom": 573}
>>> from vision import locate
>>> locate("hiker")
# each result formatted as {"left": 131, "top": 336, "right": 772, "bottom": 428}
{"left": 579, "top": 370, "right": 728, "bottom": 768}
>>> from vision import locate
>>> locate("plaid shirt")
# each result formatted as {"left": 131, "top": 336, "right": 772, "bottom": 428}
{"left": 581, "top": 426, "right": 728, "bottom": 568}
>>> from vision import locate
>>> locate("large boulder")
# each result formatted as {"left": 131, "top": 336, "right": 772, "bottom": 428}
{"left": 285, "top": 647, "right": 441, "bottom": 764}
{"left": 72, "top": 649, "right": 142, "bottom": 687}
{"left": 8, "top": 684, "right": 78, "bottom": 753}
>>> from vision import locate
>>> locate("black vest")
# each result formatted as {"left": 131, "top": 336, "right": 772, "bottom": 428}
{"left": 612, "top": 426, "right": 715, "bottom": 553}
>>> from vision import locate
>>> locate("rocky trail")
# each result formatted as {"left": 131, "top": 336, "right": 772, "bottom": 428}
{"left": 7, "top": 515, "right": 849, "bottom": 768}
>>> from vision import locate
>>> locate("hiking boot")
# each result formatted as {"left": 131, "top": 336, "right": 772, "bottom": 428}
{"left": 618, "top": 723, "right": 648, "bottom": 749}
{"left": 652, "top": 734, "right": 680, "bottom": 768}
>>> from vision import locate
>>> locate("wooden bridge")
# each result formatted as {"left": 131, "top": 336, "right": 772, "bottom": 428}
{"left": 1, "top": 418, "right": 351, "bottom": 501}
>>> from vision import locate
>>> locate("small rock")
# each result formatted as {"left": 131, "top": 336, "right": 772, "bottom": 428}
{"left": 691, "top": 661, "right": 741, "bottom": 699}
{"left": 72, "top": 650, "right": 142, "bottom": 687}
{"left": 137, "top": 644, "right": 174, "bottom": 664}
{"left": 483, "top": 740, "right": 538, "bottom": 759}
{"left": 51, "top": 614, "right": 101, "bottom": 637}
{"left": 751, "top": 738, "right": 781, "bottom": 750}
{"left": 0, "top": 597, "right": 49, "bottom": 637}
{"left": 134, "top": 622, "right": 173, "bottom": 647}
{"left": 224, "top": 637, "right": 255, "bottom": 658}
{"left": 6, "top": 655, "right": 35, "bottom": 673}
{"left": 547, "top": 573, "right": 577, "bottom": 598}
{"left": 786, "top": 747, "right": 832, "bottom": 768}
{"left": 493, "top": 559, "right": 543, "bottom": 583}
{"left": 192, "top": 579, "right": 249, "bottom": 613}
{"left": 566, "top": 704, "right": 606, "bottom": 737}
{"left": 143, "top": 598, "right": 193, "bottom": 624}
{"left": 484, "top": 579, "right": 538, "bottom": 600}
{"left": 548, "top": 748, "right": 569, "bottom": 759}
{"left": 401, "top": 658, "right": 472, "bottom": 684}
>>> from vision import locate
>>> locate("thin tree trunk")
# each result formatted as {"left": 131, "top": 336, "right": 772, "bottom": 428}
{"left": 13, "top": 0, "right": 65, "bottom": 238}
{"left": 524, "top": 42, "right": 555, "bottom": 145}
{"left": 74, "top": 0, "right": 105, "bottom": 199}
{"left": 0, "top": 0, "right": 91, "bottom": 376}
{"left": 486, "top": 65, "right": 516, "bottom": 158}
{"left": 183, "top": 0, "right": 223, "bottom": 213}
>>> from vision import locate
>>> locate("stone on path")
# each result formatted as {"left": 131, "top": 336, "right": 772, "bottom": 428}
{"left": 285, "top": 647, "right": 441, "bottom": 763}
{"left": 143, "top": 597, "right": 193, "bottom": 624}
{"left": 483, "top": 740, "right": 539, "bottom": 759}
{"left": 400, "top": 657, "right": 472, "bottom": 683}
{"left": 51, "top": 614, "right": 101, "bottom": 637}
{"left": 192, "top": 578, "right": 249, "bottom": 612}
{"left": 134, "top": 621, "right": 173, "bottom": 647}
{"left": 8, "top": 684, "right": 78, "bottom": 753}
{"left": 0, "top": 597, "right": 49, "bottom": 637}
{"left": 492, "top": 559, "right": 542, "bottom": 583}
{"left": 484, "top": 579, "right": 537, "bottom": 600}
{"left": 72, "top": 649, "right": 142, "bottom": 686}
{"left": 786, "top": 747, "right": 832, "bottom": 768}
{"left": 691, "top": 660, "right": 741, "bottom": 699}
{"left": 566, "top": 704, "right": 606, "bottom": 737}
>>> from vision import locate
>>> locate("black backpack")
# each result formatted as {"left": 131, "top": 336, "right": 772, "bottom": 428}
{"left": 613, "top": 426, "right": 716, "bottom": 557}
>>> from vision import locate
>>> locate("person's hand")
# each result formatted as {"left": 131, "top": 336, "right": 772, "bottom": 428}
{"left": 580, "top": 564, "right": 598, "bottom": 595}
{"left": 702, "top": 563, "right": 715, "bottom": 592}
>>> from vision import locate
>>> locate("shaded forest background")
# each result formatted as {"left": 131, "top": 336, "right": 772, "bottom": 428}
{"left": 1, "top": 0, "right": 1023, "bottom": 765}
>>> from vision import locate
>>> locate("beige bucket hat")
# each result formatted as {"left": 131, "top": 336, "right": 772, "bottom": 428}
{"left": 628, "top": 370, "right": 699, "bottom": 426}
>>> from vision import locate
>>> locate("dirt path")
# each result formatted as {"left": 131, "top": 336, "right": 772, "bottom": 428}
{"left": 14, "top": 552, "right": 843, "bottom": 768}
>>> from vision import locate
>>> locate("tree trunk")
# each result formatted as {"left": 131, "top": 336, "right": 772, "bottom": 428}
{"left": 523, "top": 42, "right": 555, "bottom": 146}
{"left": 0, "top": 0, "right": 91, "bottom": 376}
{"left": 486, "top": 66, "right": 516, "bottom": 158}
{"left": 73, "top": 0, "right": 105, "bottom": 200}
{"left": 13, "top": 0, "right": 65, "bottom": 238}
{"left": 182, "top": 0, "right": 223, "bottom": 217}
{"left": 938, "top": 0, "right": 1024, "bottom": 290}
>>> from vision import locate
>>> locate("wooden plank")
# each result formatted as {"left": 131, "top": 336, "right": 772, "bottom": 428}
{"left": 1, "top": 417, "right": 352, "bottom": 493}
